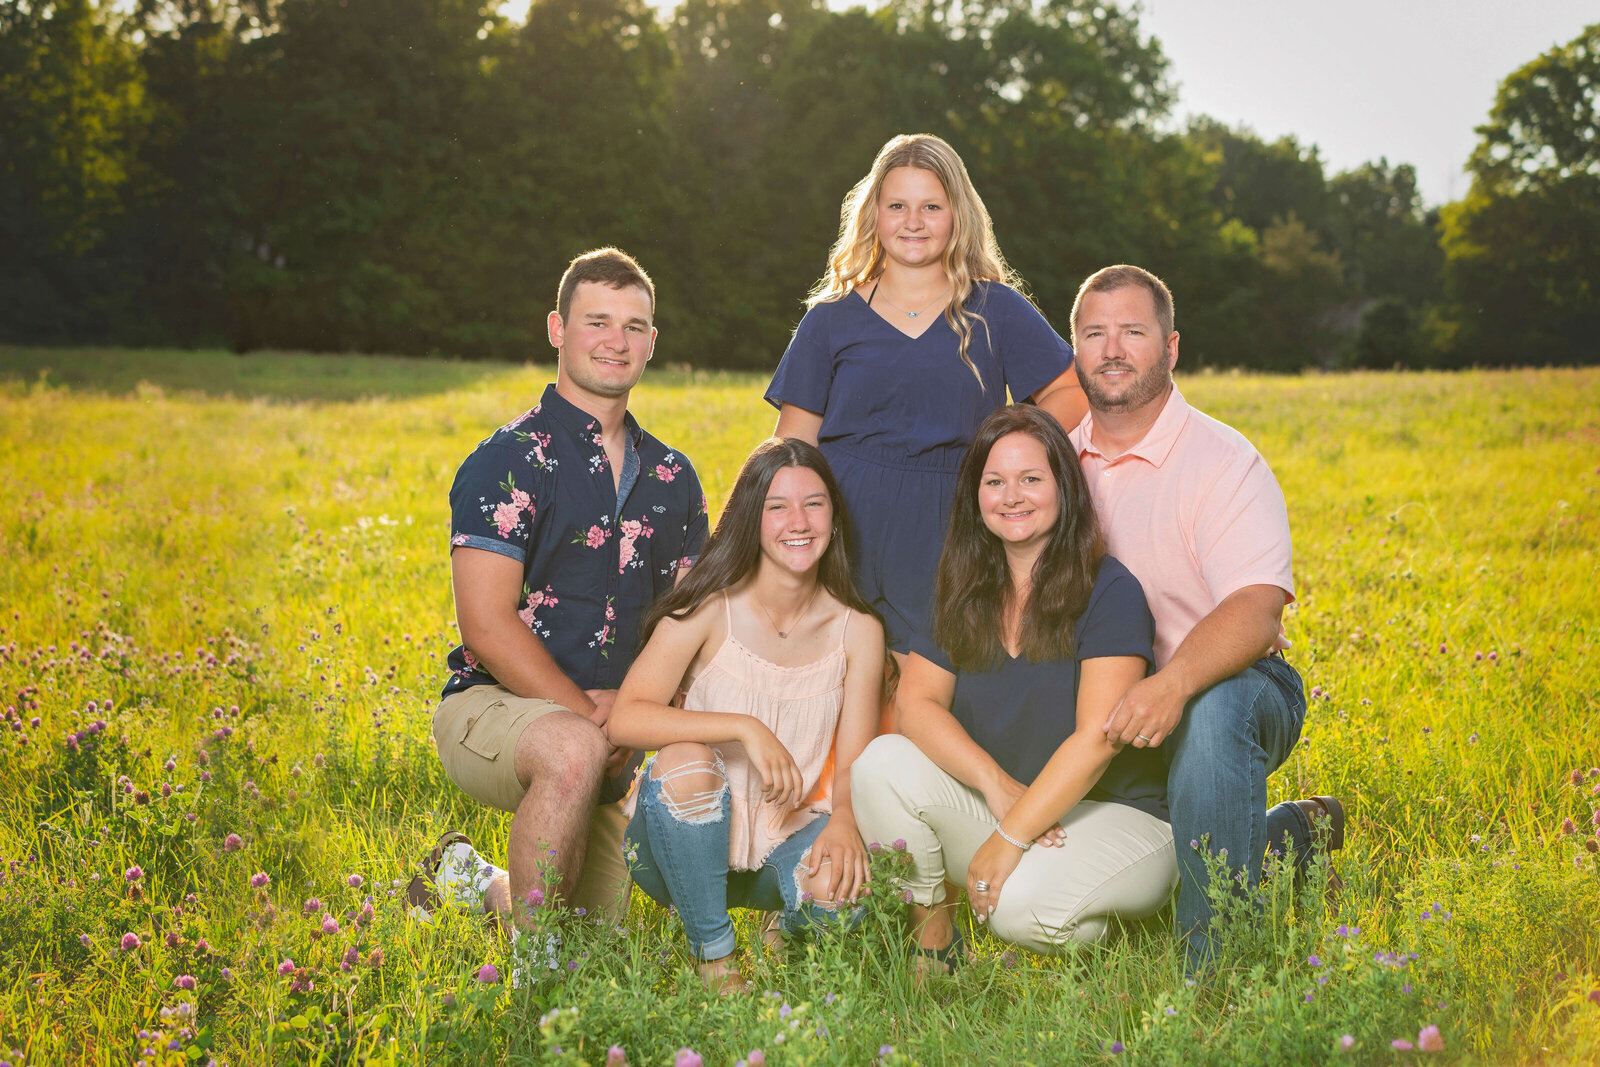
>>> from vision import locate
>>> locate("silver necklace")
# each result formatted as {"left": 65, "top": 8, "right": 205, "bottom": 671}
{"left": 756, "top": 583, "right": 822, "bottom": 639}
{"left": 871, "top": 282, "right": 949, "bottom": 319}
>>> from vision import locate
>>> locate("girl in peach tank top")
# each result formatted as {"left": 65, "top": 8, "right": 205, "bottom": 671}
{"left": 610, "top": 438, "right": 886, "bottom": 994}
{"left": 673, "top": 591, "right": 851, "bottom": 869}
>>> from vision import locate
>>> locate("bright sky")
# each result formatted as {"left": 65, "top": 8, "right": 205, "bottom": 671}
{"left": 500, "top": 0, "right": 1596, "bottom": 207}
{"left": 1138, "top": 0, "right": 1597, "bottom": 206}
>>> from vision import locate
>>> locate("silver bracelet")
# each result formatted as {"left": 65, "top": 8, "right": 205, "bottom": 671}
{"left": 994, "top": 824, "right": 1031, "bottom": 852}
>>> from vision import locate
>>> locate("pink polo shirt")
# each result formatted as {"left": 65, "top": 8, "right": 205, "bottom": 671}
{"left": 1070, "top": 386, "right": 1294, "bottom": 669}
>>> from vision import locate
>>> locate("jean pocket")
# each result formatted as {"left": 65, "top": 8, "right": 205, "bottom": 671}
{"left": 457, "top": 700, "right": 509, "bottom": 761}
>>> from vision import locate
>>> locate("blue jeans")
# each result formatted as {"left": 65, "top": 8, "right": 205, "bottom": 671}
{"left": 1163, "top": 653, "right": 1310, "bottom": 969}
{"left": 624, "top": 755, "right": 851, "bottom": 961}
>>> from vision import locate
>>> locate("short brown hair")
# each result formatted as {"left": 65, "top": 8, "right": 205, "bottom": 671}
{"left": 556, "top": 247, "right": 655, "bottom": 322}
{"left": 1070, "top": 264, "right": 1175, "bottom": 343}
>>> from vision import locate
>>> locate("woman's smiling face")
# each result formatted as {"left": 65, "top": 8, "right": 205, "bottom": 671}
{"left": 978, "top": 432, "right": 1059, "bottom": 552}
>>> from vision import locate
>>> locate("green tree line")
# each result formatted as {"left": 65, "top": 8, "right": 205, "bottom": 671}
{"left": 3, "top": 0, "right": 1595, "bottom": 370}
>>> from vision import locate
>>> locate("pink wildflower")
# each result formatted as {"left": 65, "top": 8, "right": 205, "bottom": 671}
{"left": 606, "top": 1047, "right": 628, "bottom": 1067}
{"left": 174, "top": 975, "right": 196, "bottom": 991}
{"left": 1392, "top": 1039, "right": 1414, "bottom": 1051}
{"left": 125, "top": 866, "right": 143, "bottom": 883}
{"left": 277, "top": 958, "right": 296, "bottom": 976}
{"left": 224, "top": 833, "right": 242, "bottom": 852}
{"left": 250, "top": 871, "right": 270, "bottom": 888}
{"left": 1417, "top": 1025, "right": 1444, "bottom": 1052}
{"left": 321, "top": 914, "right": 339, "bottom": 935}
{"left": 347, "top": 873, "right": 363, "bottom": 888}
{"left": 120, "top": 932, "right": 141, "bottom": 951}
{"left": 476, "top": 963, "right": 499, "bottom": 984}
{"left": 1337, "top": 1035, "right": 1354, "bottom": 1052}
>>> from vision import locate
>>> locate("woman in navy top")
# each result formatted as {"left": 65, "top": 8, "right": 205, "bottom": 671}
{"left": 852, "top": 405, "right": 1177, "bottom": 967}
{"left": 766, "top": 134, "right": 1086, "bottom": 674}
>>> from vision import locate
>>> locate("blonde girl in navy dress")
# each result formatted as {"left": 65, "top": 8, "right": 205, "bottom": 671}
{"left": 766, "top": 133, "right": 1088, "bottom": 699}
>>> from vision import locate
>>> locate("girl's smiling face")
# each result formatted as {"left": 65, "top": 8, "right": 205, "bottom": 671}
{"left": 875, "top": 166, "right": 953, "bottom": 271}
{"left": 760, "top": 465, "right": 833, "bottom": 575}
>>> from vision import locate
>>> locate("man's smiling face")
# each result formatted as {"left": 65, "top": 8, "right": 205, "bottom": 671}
{"left": 550, "top": 280, "right": 656, "bottom": 402}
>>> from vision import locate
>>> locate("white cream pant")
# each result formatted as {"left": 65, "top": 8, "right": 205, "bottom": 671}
{"left": 852, "top": 734, "right": 1178, "bottom": 953}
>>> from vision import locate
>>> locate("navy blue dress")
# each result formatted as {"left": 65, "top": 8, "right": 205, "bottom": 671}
{"left": 907, "top": 558, "right": 1167, "bottom": 821}
{"left": 765, "top": 282, "right": 1073, "bottom": 651}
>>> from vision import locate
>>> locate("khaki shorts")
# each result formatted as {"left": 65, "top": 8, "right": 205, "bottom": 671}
{"left": 433, "top": 684, "right": 631, "bottom": 918}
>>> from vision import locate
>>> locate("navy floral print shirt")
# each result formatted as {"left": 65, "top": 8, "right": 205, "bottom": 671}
{"left": 442, "top": 384, "right": 708, "bottom": 698}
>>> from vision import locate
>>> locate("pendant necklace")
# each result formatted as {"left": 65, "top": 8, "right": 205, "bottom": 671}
{"left": 756, "top": 583, "right": 822, "bottom": 639}
{"left": 868, "top": 280, "right": 949, "bottom": 319}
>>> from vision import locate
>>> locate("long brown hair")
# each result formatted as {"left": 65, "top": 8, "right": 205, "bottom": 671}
{"left": 807, "top": 133, "right": 1022, "bottom": 388}
{"left": 641, "top": 438, "right": 878, "bottom": 646}
{"left": 933, "top": 405, "right": 1104, "bottom": 672}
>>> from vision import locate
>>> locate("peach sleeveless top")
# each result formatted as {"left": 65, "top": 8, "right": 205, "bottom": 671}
{"left": 691, "top": 593, "right": 849, "bottom": 869}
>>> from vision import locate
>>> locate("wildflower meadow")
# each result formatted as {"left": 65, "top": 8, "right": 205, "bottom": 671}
{"left": 1, "top": 349, "right": 1598, "bottom": 1065}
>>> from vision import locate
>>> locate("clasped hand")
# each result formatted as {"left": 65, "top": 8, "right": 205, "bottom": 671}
{"left": 585, "top": 689, "right": 635, "bottom": 776}
{"left": 1101, "top": 672, "right": 1185, "bottom": 749}
{"left": 740, "top": 716, "right": 805, "bottom": 811}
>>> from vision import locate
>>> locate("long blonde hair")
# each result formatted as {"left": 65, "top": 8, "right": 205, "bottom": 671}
{"left": 807, "top": 134, "right": 1021, "bottom": 386}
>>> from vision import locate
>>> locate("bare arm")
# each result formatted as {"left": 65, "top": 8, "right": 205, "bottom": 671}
{"left": 452, "top": 547, "right": 597, "bottom": 717}
{"left": 1031, "top": 367, "right": 1088, "bottom": 432}
{"left": 806, "top": 612, "right": 886, "bottom": 901}
{"left": 610, "top": 608, "right": 806, "bottom": 807}
{"left": 967, "top": 654, "right": 1146, "bottom": 915}
{"left": 773, "top": 403, "right": 824, "bottom": 446}
{"left": 1103, "top": 584, "right": 1288, "bottom": 747}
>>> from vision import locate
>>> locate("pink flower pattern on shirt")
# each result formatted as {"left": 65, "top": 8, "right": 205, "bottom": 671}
{"left": 490, "top": 474, "right": 535, "bottom": 537}
{"left": 650, "top": 453, "right": 682, "bottom": 483}
{"left": 589, "top": 597, "right": 618, "bottom": 657}
{"left": 617, "top": 518, "right": 655, "bottom": 573}
{"left": 517, "top": 584, "right": 559, "bottom": 637}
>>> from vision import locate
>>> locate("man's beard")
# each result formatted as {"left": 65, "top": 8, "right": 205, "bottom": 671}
{"left": 1080, "top": 360, "right": 1171, "bottom": 414}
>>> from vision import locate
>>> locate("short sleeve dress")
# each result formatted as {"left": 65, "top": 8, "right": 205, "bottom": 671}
{"left": 765, "top": 282, "right": 1073, "bottom": 651}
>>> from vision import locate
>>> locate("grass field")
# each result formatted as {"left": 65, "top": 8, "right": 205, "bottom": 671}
{"left": 1, "top": 347, "right": 1598, "bottom": 1066}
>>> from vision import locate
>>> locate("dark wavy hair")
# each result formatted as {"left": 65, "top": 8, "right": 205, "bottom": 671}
{"left": 641, "top": 438, "right": 878, "bottom": 647}
{"left": 933, "top": 405, "right": 1105, "bottom": 672}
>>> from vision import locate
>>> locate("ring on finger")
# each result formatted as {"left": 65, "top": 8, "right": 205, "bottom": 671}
{"left": 973, "top": 880, "right": 990, "bottom": 892}
{"left": 1136, "top": 733, "right": 1153, "bottom": 743}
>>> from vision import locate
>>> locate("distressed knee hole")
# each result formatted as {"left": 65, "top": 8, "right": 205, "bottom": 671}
{"left": 650, "top": 758, "right": 726, "bottom": 823}
{"left": 794, "top": 849, "right": 840, "bottom": 911}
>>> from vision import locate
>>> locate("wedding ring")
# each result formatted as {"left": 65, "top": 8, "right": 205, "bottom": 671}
{"left": 1136, "top": 734, "right": 1153, "bottom": 743}
{"left": 973, "top": 880, "right": 990, "bottom": 891}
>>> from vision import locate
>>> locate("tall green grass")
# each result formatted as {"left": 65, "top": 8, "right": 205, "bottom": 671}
{"left": 1, "top": 349, "right": 1597, "bottom": 1065}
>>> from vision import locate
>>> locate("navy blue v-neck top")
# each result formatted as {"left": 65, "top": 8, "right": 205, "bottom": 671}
{"left": 907, "top": 557, "right": 1168, "bottom": 821}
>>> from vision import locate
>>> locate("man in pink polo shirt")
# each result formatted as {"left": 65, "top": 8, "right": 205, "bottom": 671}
{"left": 1066, "top": 264, "right": 1344, "bottom": 970}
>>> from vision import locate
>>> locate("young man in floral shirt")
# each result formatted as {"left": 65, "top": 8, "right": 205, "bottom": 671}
{"left": 423, "top": 248, "right": 708, "bottom": 932}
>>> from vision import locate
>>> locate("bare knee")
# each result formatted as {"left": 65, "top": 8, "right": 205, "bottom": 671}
{"left": 649, "top": 743, "right": 724, "bottom": 822}
{"left": 795, "top": 851, "right": 840, "bottom": 910}
{"left": 515, "top": 710, "right": 608, "bottom": 793}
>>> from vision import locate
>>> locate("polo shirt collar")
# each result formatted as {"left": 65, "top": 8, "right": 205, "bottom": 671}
{"left": 539, "top": 383, "right": 644, "bottom": 448}
{"left": 1078, "top": 385, "right": 1192, "bottom": 469}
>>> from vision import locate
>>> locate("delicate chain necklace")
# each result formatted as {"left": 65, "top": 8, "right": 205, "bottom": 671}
{"left": 870, "top": 281, "right": 949, "bottom": 319}
{"left": 756, "top": 583, "right": 823, "bottom": 639}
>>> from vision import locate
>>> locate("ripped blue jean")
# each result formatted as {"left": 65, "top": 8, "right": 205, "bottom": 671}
{"left": 624, "top": 754, "right": 849, "bottom": 961}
